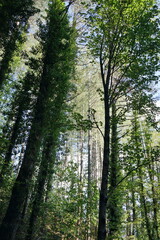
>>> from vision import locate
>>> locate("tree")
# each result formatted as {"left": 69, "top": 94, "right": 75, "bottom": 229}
{"left": 122, "top": 113, "right": 160, "bottom": 239}
{"left": 0, "top": 58, "right": 41, "bottom": 186}
{"left": 107, "top": 103, "right": 123, "bottom": 239}
{"left": 132, "top": 113, "right": 152, "bottom": 240}
{"left": 0, "top": 1, "right": 76, "bottom": 239}
{"left": 0, "top": 0, "right": 37, "bottom": 89}
{"left": 0, "top": 0, "right": 159, "bottom": 239}
{"left": 83, "top": 0, "right": 160, "bottom": 239}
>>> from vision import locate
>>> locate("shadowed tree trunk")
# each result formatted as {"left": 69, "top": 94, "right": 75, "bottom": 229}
{"left": 97, "top": 49, "right": 111, "bottom": 239}
{"left": 25, "top": 136, "right": 55, "bottom": 240}
{"left": 0, "top": 72, "right": 38, "bottom": 185}
{"left": 108, "top": 102, "right": 121, "bottom": 240}
{"left": 148, "top": 161, "right": 160, "bottom": 240}
{"left": 131, "top": 173, "right": 136, "bottom": 236}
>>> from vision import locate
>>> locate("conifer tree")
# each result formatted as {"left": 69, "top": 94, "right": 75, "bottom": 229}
{"left": 0, "top": 1, "right": 76, "bottom": 239}
{"left": 0, "top": 63, "right": 41, "bottom": 186}
{"left": 0, "top": 0, "right": 37, "bottom": 88}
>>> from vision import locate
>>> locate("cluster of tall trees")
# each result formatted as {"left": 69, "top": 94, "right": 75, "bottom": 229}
{"left": 0, "top": 0, "right": 159, "bottom": 240}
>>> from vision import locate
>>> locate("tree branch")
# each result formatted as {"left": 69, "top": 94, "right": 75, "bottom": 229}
{"left": 107, "top": 159, "right": 160, "bottom": 201}
{"left": 99, "top": 35, "right": 105, "bottom": 88}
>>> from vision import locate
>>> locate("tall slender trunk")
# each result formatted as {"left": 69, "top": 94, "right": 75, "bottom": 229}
{"left": 148, "top": 161, "right": 159, "bottom": 240}
{"left": 97, "top": 50, "right": 112, "bottom": 240}
{"left": 126, "top": 195, "right": 132, "bottom": 237}
{"left": 87, "top": 126, "right": 91, "bottom": 240}
{"left": 77, "top": 131, "right": 84, "bottom": 240}
{"left": 108, "top": 102, "right": 120, "bottom": 240}
{"left": 138, "top": 170, "right": 152, "bottom": 240}
{"left": 131, "top": 173, "right": 136, "bottom": 236}
{"left": 133, "top": 115, "right": 152, "bottom": 240}
{"left": 80, "top": 131, "right": 83, "bottom": 182}
{"left": 25, "top": 136, "right": 55, "bottom": 240}
{"left": 98, "top": 89, "right": 110, "bottom": 240}
{"left": 40, "top": 151, "right": 56, "bottom": 237}
{"left": 142, "top": 126, "right": 159, "bottom": 240}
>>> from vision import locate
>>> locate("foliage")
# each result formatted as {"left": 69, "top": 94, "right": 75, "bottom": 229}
{"left": 0, "top": 0, "right": 159, "bottom": 240}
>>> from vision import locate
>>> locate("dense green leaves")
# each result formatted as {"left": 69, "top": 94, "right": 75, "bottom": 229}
{"left": 0, "top": 0, "right": 159, "bottom": 240}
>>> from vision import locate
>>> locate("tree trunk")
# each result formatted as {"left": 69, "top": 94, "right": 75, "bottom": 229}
{"left": 148, "top": 161, "right": 159, "bottom": 240}
{"left": 97, "top": 90, "right": 110, "bottom": 240}
{"left": 138, "top": 171, "right": 152, "bottom": 240}
{"left": 87, "top": 125, "right": 91, "bottom": 240}
{"left": 108, "top": 102, "right": 120, "bottom": 240}
{"left": 97, "top": 49, "right": 112, "bottom": 240}
{"left": 131, "top": 173, "right": 136, "bottom": 236}
{"left": 76, "top": 131, "right": 84, "bottom": 240}
{"left": 126, "top": 195, "right": 132, "bottom": 237}
{"left": 133, "top": 115, "right": 152, "bottom": 240}
{"left": 25, "top": 136, "right": 55, "bottom": 240}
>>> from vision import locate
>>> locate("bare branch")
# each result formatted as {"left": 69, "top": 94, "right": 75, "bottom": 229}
{"left": 90, "top": 110, "right": 104, "bottom": 138}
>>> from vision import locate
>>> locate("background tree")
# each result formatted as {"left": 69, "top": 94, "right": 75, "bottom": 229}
{"left": 0, "top": 0, "right": 38, "bottom": 89}
{"left": 122, "top": 113, "right": 160, "bottom": 240}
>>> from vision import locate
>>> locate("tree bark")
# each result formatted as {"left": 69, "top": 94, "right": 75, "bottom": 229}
{"left": 148, "top": 161, "right": 159, "bottom": 240}
{"left": 97, "top": 90, "right": 110, "bottom": 240}
{"left": 138, "top": 171, "right": 152, "bottom": 240}
{"left": 97, "top": 48, "right": 112, "bottom": 240}
{"left": 131, "top": 173, "right": 136, "bottom": 236}
{"left": 133, "top": 115, "right": 152, "bottom": 240}
{"left": 25, "top": 136, "right": 55, "bottom": 240}
{"left": 108, "top": 102, "right": 120, "bottom": 240}
{"left": 87, "top": 126, "right": 91, "bottom": 240}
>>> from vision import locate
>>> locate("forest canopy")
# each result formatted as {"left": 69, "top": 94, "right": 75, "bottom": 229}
{"left": 0, "top": 0, "right": 159, "bottom": 240}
